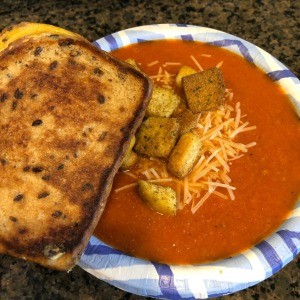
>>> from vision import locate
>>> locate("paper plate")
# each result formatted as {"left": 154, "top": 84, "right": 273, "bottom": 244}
{"left": 78, "top": 24, "right": 300, "bottom": 299}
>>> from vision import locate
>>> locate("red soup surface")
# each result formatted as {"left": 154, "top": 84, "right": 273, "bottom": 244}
{"left": 94, "top": 40, "right": 300, "bottom": 265}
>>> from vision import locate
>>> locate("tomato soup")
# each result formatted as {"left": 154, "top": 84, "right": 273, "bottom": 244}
{"left": 94, "top": 40, "right": 300, "bottom": 264}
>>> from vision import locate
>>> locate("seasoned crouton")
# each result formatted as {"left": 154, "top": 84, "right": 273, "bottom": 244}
{"left": 121, "top": 136, "right": 138, "bottom": 170}
{"left": 182, "top": 67, "right": 225, "bottom": 113}
{"left": 175, "top": 65, "right": 197, "bottom": 88}
{"left": 125, "top": 58, "right": 141, "bottom": 71}
{"left": 179, "top": 109, "right": 200, "bottom": 135}
{"left": 146, "top": 85, "right": 181, "bottom": 118}
{"left": 137, "top": 180, "right": 177, "bottom": 215}
{"left": 121, "top": 150, "right": 139, "bottom": 170}
{"left": 125, "top": 136, "right": 136, "bottom": 156}
{"left": 134, "top": 117, "right": 180, "bottom": 158}
{"left": 167, "top": 132, "right": 202, "bottom": 178}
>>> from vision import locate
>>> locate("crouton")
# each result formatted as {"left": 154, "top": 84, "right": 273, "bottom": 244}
{"left": 179, "top": 109, "right": 200, "bottom": 135}
{"left": 175, "top": 65, "right": 197, "bottom": 88}
{"left": 137, "top": 180, "right": 177, "bottom": 215}
{"left": 120, "top": 150, "right": 139, "bottom": 170}
{"left": 125, "top": 136, "right": 136, "bottom": 156}
{"left": 125, "top": 58, "right": 141, "bottom": 71}
{"left": 134, "top": 117, "right": 180, "bottom": 158}
{"left": 167, "top": 132, "right": 202, "bottom": 178}
{"left": 146, "top": 85, "right": 181, "bottom": 118}
{"left": 121, "top": 136, "right": 138, "bottom": 170}
{"left": 182, "top": 67, "right": 225, "bottom": 113}
{"left": 172, "top": 97, "right": 188, "bottom": 117}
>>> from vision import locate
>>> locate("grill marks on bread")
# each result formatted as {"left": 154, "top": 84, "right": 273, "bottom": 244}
{"left": 0, "top": 34, "right": 152, "bottom": 270}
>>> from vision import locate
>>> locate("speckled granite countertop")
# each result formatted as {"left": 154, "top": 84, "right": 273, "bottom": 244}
{"left": 0, "top": 1, "right": 299, "bottom": 299}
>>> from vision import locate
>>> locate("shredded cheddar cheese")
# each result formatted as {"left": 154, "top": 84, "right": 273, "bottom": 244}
{"left": 190, "top": 54, "right": 204, "bottom": 71}
{"left": 200, "top": 54, "right": 212, "bottom": 58}
{"left": 216, "top": 61, "right": 224, "bottom": 68}
{"left": 163, "top": 62, "right": 182, "bottom": 67}
{"left": 147, "top": 60, "right": 159, "bottom": 67}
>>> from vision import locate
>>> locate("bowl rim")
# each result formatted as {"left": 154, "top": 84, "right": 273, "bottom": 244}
{"left": 78, "top": 24, "right": 300, "bottom": 299}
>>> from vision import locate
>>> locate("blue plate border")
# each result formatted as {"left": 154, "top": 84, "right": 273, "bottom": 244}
{"left": 78, "top": 24, "right": 300, "bottom": 299}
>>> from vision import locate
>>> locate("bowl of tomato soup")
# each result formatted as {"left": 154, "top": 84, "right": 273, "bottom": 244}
{"left": 78, "top": 24, "right": 300, "bottom": 299}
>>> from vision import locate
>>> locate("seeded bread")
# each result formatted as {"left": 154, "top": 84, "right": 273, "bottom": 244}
{"left": 0, "top": 24, "right": 152, "bottom": 270}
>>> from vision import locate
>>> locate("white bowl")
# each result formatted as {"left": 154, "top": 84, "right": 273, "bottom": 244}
{"left": 78, "top": 24, "right": 300, "bottom": 299}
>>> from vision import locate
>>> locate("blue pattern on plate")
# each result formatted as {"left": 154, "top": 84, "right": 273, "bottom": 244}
{"left": 268, "top": 69, "right": 297, "bottom": 80}
{"left": 78, "top": 24, "right": 300, "bottom": 299}
{"left": 255, "top": 241, "right": 283, "bottom": 275}
{"left": 84, "top": 241, "right": 124, "bottom": 256}
{"left": 180, "top": 34, "right": 194, "bottom": 41}
{"left": 103, "top": 34, "right": 118, "bottom": 51}
{"left": 152, "top": 262, "right": 182, "bottom": 298}
{"left": 208, "top": 39, "right": 254, "bottom": 63}
{"left": 277, "top": 230, "right": 300, "bottom": 257}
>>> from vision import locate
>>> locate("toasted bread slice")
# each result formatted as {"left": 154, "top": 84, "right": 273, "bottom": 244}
{"left": 0, "top": 22, "right": 85, "bottom": 52}
{"left": 0, "top": 24, "right": 152, "bottom": 270}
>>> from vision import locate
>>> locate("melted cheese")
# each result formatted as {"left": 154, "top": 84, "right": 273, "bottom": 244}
{"left": 0, "top": 22, "right": 81, "bottom": 52}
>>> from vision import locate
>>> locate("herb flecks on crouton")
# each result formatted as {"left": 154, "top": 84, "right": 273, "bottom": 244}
{"left": 179, "top": 109, "right": 199, "bottom": 135}
{"left": 146, "top": 85, "right": 181, "bottom": 118}
{"left": 121, "top": 150, "right": 139, "bottom": 170}
{"left": 183, "top": 67, "right": 225, "bottom": 112}
{"left": 137, "top": 180, "right": 177, "bottom": 215}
